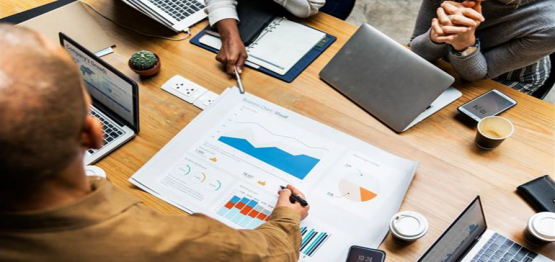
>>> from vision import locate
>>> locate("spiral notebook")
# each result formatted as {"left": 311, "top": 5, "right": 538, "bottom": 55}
{"left": 199, "top": 17, "right": 326, "bottom": 75}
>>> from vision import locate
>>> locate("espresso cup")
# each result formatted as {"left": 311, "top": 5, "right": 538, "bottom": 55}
{"left": 524, "top": 212, "right": 555, "bottom": 245}
{"left": 475, "top": 116, "right": 514, "bottom": 150}
{"left": 389, "top": 211, "right": 428, "bottom": 242}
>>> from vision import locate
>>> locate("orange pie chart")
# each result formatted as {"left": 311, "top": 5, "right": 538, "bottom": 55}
{"left": 338, "top": 179, "right": 378, "bottom": 202}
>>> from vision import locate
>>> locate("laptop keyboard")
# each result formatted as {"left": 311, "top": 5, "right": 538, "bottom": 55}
{"left": 147, "top": 0, "right": 204, "bottom": 22}
{"left": 88, "top": 110, "right": 125, "bottom": 154}
{"left": 471, "top": 233, "right": 538, "bottom": 262}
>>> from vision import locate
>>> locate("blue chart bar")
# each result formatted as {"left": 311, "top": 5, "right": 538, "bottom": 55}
{"left": 218, "top": 136, "right": 320, "bottom": 180}
{"left": 299, "top": 226, "right": 330, "bottom": 257}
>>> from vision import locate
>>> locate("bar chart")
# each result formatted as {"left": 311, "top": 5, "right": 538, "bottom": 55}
{"left": 300, "top": 226, "right": 330, "bottom": 257}
{"left": 216, "top": 193, "right": 273, "bottom": 229}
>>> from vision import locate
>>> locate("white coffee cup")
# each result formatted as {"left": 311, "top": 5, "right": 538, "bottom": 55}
{"left": 524, "top": 212, "right": 555, "bottom": 245}
{"left": 85, "top": 165, "right": 107, "bottom": 178}
{"left": 390, "top": 211, "right": 428, "bottom": 242}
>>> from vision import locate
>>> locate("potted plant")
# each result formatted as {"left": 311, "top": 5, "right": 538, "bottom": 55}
{"left": 128, "top": 50, "right": 161, "bottom": 77}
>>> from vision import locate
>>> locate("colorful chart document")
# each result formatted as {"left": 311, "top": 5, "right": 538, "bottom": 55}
{"left": 130, "top": 88, "right": 419, "bottom": 261}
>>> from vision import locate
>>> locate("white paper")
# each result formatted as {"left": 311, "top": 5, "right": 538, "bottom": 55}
{"left": 198, "top": 17, "right": 325, "bottom": 75}
{"left": 130, "top": 88, "right": 418, "bottom": 261}
{"left": 246, "top": 18, "right": 325, "bottom": 75}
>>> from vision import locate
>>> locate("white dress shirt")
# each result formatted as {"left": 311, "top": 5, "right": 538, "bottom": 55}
{"left": 205, "top": 0, "right": 325, "bottom": 26}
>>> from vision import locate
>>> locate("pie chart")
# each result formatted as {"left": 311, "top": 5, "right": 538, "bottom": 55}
{"left": 337, "top": 167, "right": 380, "bottom": 202}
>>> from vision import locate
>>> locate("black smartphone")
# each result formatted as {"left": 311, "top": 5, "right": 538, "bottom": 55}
{"left": 458, "top": 89, "right": 517, "bottom": 122}
{"left": 345, "top": 245, "right": 386, "bottom": 262}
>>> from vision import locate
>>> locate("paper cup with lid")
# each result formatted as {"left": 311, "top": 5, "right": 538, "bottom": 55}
{"left": 524, "top": 212, "right": 555, "bottom": 245}
{"left": 390, "top": 211, "right": 429, "bottom": 242}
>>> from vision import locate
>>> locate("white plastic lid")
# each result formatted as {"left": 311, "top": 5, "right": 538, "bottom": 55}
{"left": 390, "top": 211, "right": 429, "bottom": 239}
{"left": 85, "top": 165, "right": 106, "bottom": 178}
{"left": 528, "top": 212, "right": 555, "bottom": 241}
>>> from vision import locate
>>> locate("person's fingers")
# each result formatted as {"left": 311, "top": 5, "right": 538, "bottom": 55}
{"left": 462, "top": 0, "right": 476, "bottom": 8}
{"left": 236, "top": 51, "right": 247, "bottom": 73}
{"left": 473, "top": 0, "right": 483, "bottom": 13}
{"left": 441, "top": 25, "right": 470, "bottom": 34}
{"left": 461, "top": 7, "right": 485, "bottom": 22}
{"left": 277, "top": 189, "right": 292, "bottom": 205}
{"left": 226, "top": 54, "right": 238, "bottom": 74}
{"left": 441, "top": 1, "right": 460, "bottom": 15}
{"left": 286, "top": 185, "right": 307, "bottom": 199}
{"left": 436, "top": 35, "right": 458, "bottom": 42}
{"left": 216, "top": 52, "right": 223, "bottom": 63}
{"left": 431, "top": 18, "right": 444, "bottom": 35}
{"left": 449, "top": 14, "right": 479, "bottom": 27}
{"left": 437, "top": 7, "right": 452, "bottom": 26}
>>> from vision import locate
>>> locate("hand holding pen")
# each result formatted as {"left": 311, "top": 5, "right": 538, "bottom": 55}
{"left": 276, "top": 185, "right": 310, "bottom": 220}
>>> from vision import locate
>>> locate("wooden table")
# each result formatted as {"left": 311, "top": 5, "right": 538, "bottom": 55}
{"left": 2, "top": 0, "right": 554, "bottom": 260}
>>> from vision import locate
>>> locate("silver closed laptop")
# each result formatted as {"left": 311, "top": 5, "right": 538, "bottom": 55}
{"left": 320, "top": 24, "right": 460, "bottom": 133}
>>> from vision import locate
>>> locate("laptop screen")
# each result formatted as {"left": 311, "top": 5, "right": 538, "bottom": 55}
{"left": 61, "top": 34, "right": 139, "bottom": 132}
{"left": 418, "top": 196, "right": 487, "bottom": 262}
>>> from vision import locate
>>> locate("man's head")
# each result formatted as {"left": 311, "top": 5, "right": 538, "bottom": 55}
{"left": 0, "top": 24, "right": 103, "bottom": 192}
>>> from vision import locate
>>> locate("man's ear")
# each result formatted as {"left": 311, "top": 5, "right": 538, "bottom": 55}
{"left": 81, "top": 116, "right": 104, "bottom": 150}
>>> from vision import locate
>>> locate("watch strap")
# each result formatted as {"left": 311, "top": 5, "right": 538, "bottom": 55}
{"left": 449, "top": 39, "right": 480, "bottom": 57}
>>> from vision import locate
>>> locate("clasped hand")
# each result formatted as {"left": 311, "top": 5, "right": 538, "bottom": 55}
{"left": 430, "top": 0, "right": 485, "bottom": 51}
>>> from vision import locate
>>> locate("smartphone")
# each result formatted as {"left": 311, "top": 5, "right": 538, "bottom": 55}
{"left": 458, "top": 89, "right": 517, "bottom": 121}
{"left": 345, "top": 246, "right": 386, "bottom": 262}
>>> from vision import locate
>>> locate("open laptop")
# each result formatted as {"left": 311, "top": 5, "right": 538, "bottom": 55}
{"left": 319, "top": 24, "right": 461, "bottom": 133}
{"left": 418, "top": 196, "right": 552, "bottom": 262}
{"left": 121, "top": 0, "right": 206, "bottom": 32}
{"left": 60, "top": 33, "right": 140, "bottom": 165}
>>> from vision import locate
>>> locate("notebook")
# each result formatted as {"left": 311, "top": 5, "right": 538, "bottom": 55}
{"left": 199, "top": 17, "right": 326, "bottom": 75}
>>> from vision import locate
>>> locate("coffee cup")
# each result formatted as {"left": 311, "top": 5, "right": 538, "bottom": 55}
{"left": 524, "top": 212, "right": 555, "bottom": 245}
{"left": 475, "top": 116, "right": 514, "bottom": 150}
{"left": 390, "top": 211, "right": 428, "bottom": 242}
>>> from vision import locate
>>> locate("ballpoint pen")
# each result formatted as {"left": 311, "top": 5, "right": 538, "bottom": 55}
{"left": 280, "top": 185, "right": 309, "bottom": 207}
{"left": 234, "top": 67, "right": 245, "bottom": 94}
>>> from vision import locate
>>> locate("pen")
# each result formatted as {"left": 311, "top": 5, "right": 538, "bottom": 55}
{"left": 234, "top": 67, "right": 245, "bottom": 94}
{"left": 280, "top": 185, "right": 308, "bottom": 207}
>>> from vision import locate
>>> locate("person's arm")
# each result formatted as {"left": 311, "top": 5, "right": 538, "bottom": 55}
{"left": 449, "top": 26, "right": 555, "bottom": 81}
{"left": 145, "top": 185, "right": 309, "bottom": 261}
{"left": 205, "top": 0, "right": 325, "bottom": 74}
{"left": 205, "top": 0, "right": 239, "bottom": 27}
{"left": 204, "top": 0, "right": 247, "bottom": 74}
{"left": 409, "top": 0, "right": 448, "bottom": 62}
{"left": 274, "top": 0, "right": 325, "bottom": 18}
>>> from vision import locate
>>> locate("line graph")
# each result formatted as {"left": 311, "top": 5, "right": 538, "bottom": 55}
{"left": 190, "top": 103, "right": 341, "bottom": 182}
{"left": 233, "top": 121, "right": 329, "bottom": 152}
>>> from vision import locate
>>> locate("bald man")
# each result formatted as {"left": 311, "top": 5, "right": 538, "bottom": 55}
{"left": 0, "top": 24, "right": 309, "bottom": 261}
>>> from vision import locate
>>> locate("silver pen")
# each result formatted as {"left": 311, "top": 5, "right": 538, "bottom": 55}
{"left": 234, "top": 67, "right": 245, "bottom": 94}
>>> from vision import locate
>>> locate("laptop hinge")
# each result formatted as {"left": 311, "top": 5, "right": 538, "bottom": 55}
{"left": 458, "top": 236, "right": 482, "bottom": 261}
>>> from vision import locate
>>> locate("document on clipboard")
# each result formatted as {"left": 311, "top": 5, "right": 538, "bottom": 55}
{"left": 199, "top": 18, "right": 325, "bottom": 75}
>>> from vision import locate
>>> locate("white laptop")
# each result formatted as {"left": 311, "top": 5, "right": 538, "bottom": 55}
{"left": 418, "top": 196, "right": 553, "bottom": 262}
{"left": 60, "top": 33, "right": 140, "bottom": 165}
{"left": 122, "top": 0, "right": 207, "bottom": 32}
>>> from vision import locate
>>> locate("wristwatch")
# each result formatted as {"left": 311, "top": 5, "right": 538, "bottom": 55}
{"left": 449, "top": 39, "right": 480, "bottom": 57}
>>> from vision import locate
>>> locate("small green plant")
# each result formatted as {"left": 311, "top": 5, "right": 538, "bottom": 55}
{"left": 130, "top": 50, "right": 158, "bottom": 70}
